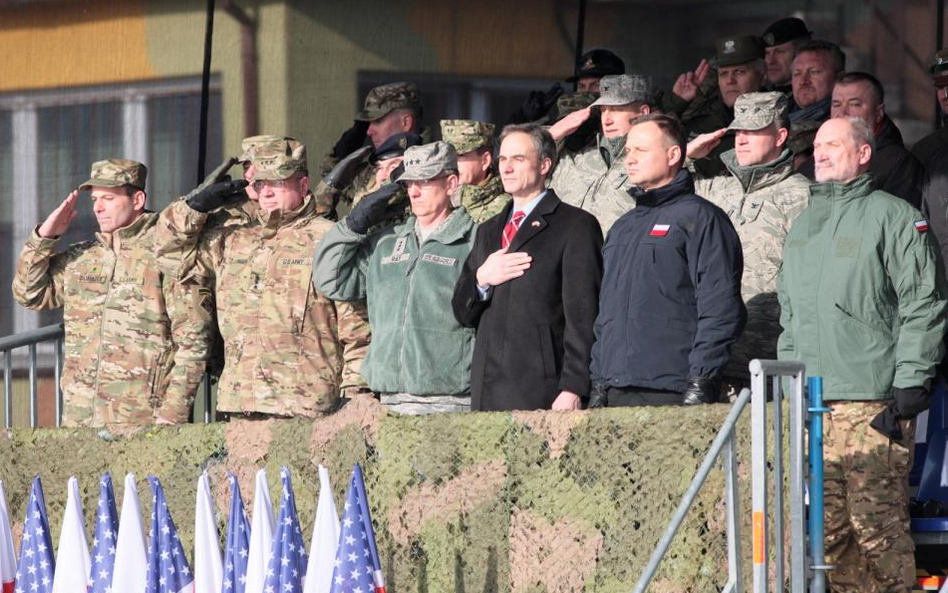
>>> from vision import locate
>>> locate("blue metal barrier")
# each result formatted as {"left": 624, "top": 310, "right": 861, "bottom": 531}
{"left": 807, "top": 376, "right": 831, "bottom": 592}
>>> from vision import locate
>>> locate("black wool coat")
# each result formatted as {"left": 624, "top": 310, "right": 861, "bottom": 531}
{"left": 452, "top": 191, "right": 604, "bottom": 411}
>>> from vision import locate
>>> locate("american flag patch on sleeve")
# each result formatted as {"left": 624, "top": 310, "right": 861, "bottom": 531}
{"left": 915, "top": 220, "right": 930, "bottom": 232}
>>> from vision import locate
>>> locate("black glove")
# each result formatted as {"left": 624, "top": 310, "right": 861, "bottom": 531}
{"left": 508, "top": 84, "right": 565, "bottom": 124}
{"left": 587, "top": 382, "right": 608, "bottom": 409}
{"left": 325, "top": 146, "right": 373, "bottom": 189}
{"left": 345, "top": 182, "right": 402, "bottom": 235}
{"left": 183, "top": 157, "right": 238, "bottom": 202}
{"left": 186, "top": 179, "right": 249, "bottom": 213}
{"left": 870, "top": 386, "right": 929, "bottom": 440}
{"left": 682, "top": 377, "right": 718, "bottom": 405}
{"left": 331, "top": 120, "right": 370, "bottom": 159}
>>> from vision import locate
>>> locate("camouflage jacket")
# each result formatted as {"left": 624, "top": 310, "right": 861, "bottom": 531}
{"left": 12, "top": 213, "right": 211, "bottom": 426}
{"left": 457, "top": 175, "right": 508, "bottom": 223}
{"left": 695, "top": 148, "right": 810, "bottom": 377}
{"left": 550, "top": 134, "right": 635, "bottom": 234}
{"left": 156, "top": 194, "right": 370, "bottom": 417}
{"left": 312, "top": 208, "right": 476, "bottom": 396}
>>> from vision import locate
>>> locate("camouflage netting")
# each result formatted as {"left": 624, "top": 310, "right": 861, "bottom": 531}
{"left": 0, "top": 395, "right": 790, "bottom": 592}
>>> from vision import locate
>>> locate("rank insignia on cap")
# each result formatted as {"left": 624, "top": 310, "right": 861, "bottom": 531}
{"left": 915, "top": 220, "right": 930, "bottom": 232}
{"left": 649, "top": 224, "right": 671, "bottom": 237}
{"left": 724, "top": 40, "right": 736, "bottom": 53}
{"left": 584, "top": 57, "right": 595, "bottom": 69}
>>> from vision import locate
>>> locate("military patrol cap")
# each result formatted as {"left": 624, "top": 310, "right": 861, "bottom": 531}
{"left": 728, "top": 92, "right": 790, "bottom": 131}
{"left": 79, "top": 158, "right": 147, "bottom": 191}
{"left": 440, "top": 119, "right": 495, "bottom": 154}
{"left": 932, "top": 48, "right": 948, "bottom": 81}
{"left": 373, "top": 132, "right": 423, "bottom": 162}
{"left": 251, "top": 140, "right": 308, "bottom": 181}
{"left": 395, "top": 141, "right": 458, "bottom": 182}
{"left": 762, "top": 17, "right": 812, "bottom": 46}
{"left": 566, "top": 49, "right": 625, "bottom": 82}
{"left": 553, "top": 92, "right": 598, "bottom": 120}
{"left": 355, "top": 82, "right": 421, "bottom": 122}
{"left": 238, "top": 134, "right": 294, "bottom": 163}
{"left": 591, "top": 74, "right": 654, "bottom": 107}
{"left": 714, "top": 35, "right": 766, "bottom": 67}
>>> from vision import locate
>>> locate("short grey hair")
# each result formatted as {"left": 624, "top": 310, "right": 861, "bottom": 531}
{"left": 844, "top": 116, "right": 875, "bottom": 150}
{"left": 499, "top": 123, "right": 559, "bottom": 176}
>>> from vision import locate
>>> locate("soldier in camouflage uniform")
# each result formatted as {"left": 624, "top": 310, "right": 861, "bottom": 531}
{"left": 549, "top": 75, "right": 655, "bottom": 233}
{"left": 12, "top": 159, "right": 211, "bottom": 426}
{"left": 688, "top": 92, "right": 810, "bottom": 390}
{"left": 317, "top": 82, "right": 428, "bottom": 220}
{"left": 157, "top": 141, "right": 371, "bottom": 418}
{"left": 440, "top": 119, "right": 508, "bottom": 223}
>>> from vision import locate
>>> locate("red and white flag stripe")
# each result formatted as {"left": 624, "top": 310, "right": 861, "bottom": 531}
{"left": 649, "top": 224, "right": 670, "bottom": 237}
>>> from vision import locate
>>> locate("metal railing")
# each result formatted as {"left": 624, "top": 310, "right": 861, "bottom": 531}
{"left": 633, "top": 359, "right": 810, "bottom": 593}
{"left": 0, "top": 324, "right": 213, "bottom": 427}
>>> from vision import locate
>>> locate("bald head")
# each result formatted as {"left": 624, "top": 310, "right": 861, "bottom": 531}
{"left": 812, "top": 117, "right": 873, "bottom": 184}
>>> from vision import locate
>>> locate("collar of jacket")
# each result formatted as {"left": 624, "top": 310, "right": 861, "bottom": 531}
{"left": 256, "top": 192, "right": 319, "bottom": 230}
{"left": 597, "top": 133, "right": 627, "bottom": 168}
{"left": 721, "top": 147, "right": 796, "bottom": 193}
{"left": 95, "top": 210, "right": 157, "bottom": 247}
{"left": 461, "top": 175, "right": 504, "bottom": 207}
{"left": 395, "top": 207, "right": 473, "bottom": 245}
{"left": 808, "top": 172, "right": 875, "bottom": 203}
{"left": 630, "top": 169, "right": 695, "bottom": 207}
{"left": 789, "top": 96, "right": 831, "bottom": 123}
{"left": 873, "top": 114, "right": 904, "bottom": 151}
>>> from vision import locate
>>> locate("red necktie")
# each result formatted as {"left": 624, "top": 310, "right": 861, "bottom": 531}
{"left": 502, "top": 210, "right": 526, "bottom": 249}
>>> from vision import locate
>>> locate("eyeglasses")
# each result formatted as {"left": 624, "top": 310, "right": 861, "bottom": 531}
{"left": 252, "top": 178, "right": 298, "bottom": 192}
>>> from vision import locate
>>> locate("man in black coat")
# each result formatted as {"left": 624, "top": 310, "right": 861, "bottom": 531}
{"left": 589, "top": 113, "right": 746, "bottom": 407}
{"left": 453, "top": 123, "right": 603, "bottom": 411}
{"left": 831, "top": 72, "right": 928, "bottom": 208}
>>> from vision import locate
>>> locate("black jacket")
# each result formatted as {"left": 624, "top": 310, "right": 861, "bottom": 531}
{"left": 590, "top": 170, "right": 747, "bottom": 392}
{"left": 870, "top": 116, "right": 928, "bottom": 209}
{"left": 452, "top": 191, "right": 603, "bottom": 411}
{"left": 922, "top": 142, "right": 948, "bottom": 280}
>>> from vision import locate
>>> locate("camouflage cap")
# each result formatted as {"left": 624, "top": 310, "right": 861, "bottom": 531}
{"left": 373, "top": 132, "right": 423, "bottom": 162}
{"left": 787, "top": 120, "right": 821, "bottom": 155}
{"left": 728, "top": 92, "right": 790, "bottom": 131}
{"left": 714, "top": 35, "right": 766, "bottom": 67}
{"left": 238, "top": 134, "right": 294, "bottom": 163}
{"left": 761, "top": 17, "right": 812, "bottom": 46}
{"left": 566, "top": 48, "right": 625, "bottom": 82}
{"left": 79, "top": 158, "right": 147, "bottom": 191}
{"left": 251, "top": 139, "right": 308, "bottom": 181}
{"left": 932, "top": 48, "right": 948, "bottom": 80}
{"left": 440, "top": 119, "right": 495, "bottom": 154}
{"left": 591, "top": 74, "right": 654, "bottom": 107}
{"left": 395, "top": 141, "right": 458, "bottom": 182}
{"left": 355, "top": 82, "right": 421, "bottom": 122}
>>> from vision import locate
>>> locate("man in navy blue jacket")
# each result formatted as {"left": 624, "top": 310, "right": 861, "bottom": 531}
{"left": 589, "top": 113, "right": 747, "bottom": 407}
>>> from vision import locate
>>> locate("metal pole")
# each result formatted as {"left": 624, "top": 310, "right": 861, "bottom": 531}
{"left": 724, "top": 431, "right": 743, "bottom": 593}
{"left": 197, "top": 0, "right": 216, "bottom": 183}
{"left": 3, "top": 351, "right": 11, "bottom": 429}
{"left": 789, "top": 369, "right": 807, "bottom": 593}
{"left": 772, "top": 375, "right": 784, "bottom": 591}
{"left": 572, "top": 0, "right": 587, "bottom": 92}
{"left": 632, "top": 388, "right": 753, "bottom": 593}
{"left": 28, "top": 343, "right": 37, "bottom": 428}
{"left": 808, "top": 376, "right": 830, "bottom": 593}
{"left": 203, "top": 373, "right": 212, "bottom": 423}
{"left": 54, "top": 337, "right": 62, "bottom": 428}
{"left": 751, "top": 364, "right": 768, "bottom": 593}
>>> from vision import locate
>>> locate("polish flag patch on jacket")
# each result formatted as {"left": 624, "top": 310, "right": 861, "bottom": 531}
{"left": 915, "top": 220, "right": 930, "bottom": 232}
{"left": 649, "top": 224, "right": 671, "bottom": 237}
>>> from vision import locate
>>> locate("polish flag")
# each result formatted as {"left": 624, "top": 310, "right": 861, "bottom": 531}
{"left": 0, "top": 479, "right": 15, "bottom": 593}
{"left": 916, "top": 220, "right": 930, "bottom": 232}
{"left": 303, "top": 465, "right": 340, "bottom": 593}
{"left": 111, "top": 473, "right": 148, "bottom": 593}
{"left": 193, "top": 472, "right": 222, "bottom": 593}
{"left": 244, "top": 469, "right": 275, "bottom": 593}
{"left": 51, "top": 477, "right": 91, "bottom": 593}
{"left": 649, "top": 224, "right": 670, "bottom": 237}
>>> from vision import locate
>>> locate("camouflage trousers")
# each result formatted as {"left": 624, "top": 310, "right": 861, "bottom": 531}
{"left": 823, "top": 401, "right": 915, "bottom": 593}
{"left": 380, "top": 393, "right": 471, "bottom": 415}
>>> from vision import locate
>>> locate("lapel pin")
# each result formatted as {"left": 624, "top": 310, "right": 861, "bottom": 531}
{"left": 531, "top": 221, "right": 541, "bottom": 227}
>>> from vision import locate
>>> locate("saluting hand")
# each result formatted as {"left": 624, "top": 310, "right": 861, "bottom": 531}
{"left": 476, "top": 247, "right": 532, "bottom": 287}
{"left": 686, "top": 128, "right": 728, "bottom": 160}
{"left": 548, "top": 107, "right": 592, "bottom": 142}
{"left": 38, "top": 190, "right": 79, "bottom": 239}
{"left": 672, "top": 59, "right": 711, "bottom": 103}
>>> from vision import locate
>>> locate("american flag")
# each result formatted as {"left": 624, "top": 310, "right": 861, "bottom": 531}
{"left": 145, "top": 476, "right": 193, "bottom": 593}
{"left": 222, "top": 474, "right": 250, "bottom": 593}
{"left": 14, "top": 476, "right": 54, "bottom": 593}
{"left": 329, "top": 465, "right": 386, "bottom": 593}
{"left": 263, "top": 468, "right": 307, "bottom": 593}
{"left": 88, "top": 473, "right": 119, "bottom": 593}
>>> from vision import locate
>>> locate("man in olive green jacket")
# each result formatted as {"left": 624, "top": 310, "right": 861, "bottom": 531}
{"left": 313, "top": 141, "right": 477, "bottom": 414}
{"left": 778, "top": 117, "right": 947, "bottom": 593}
